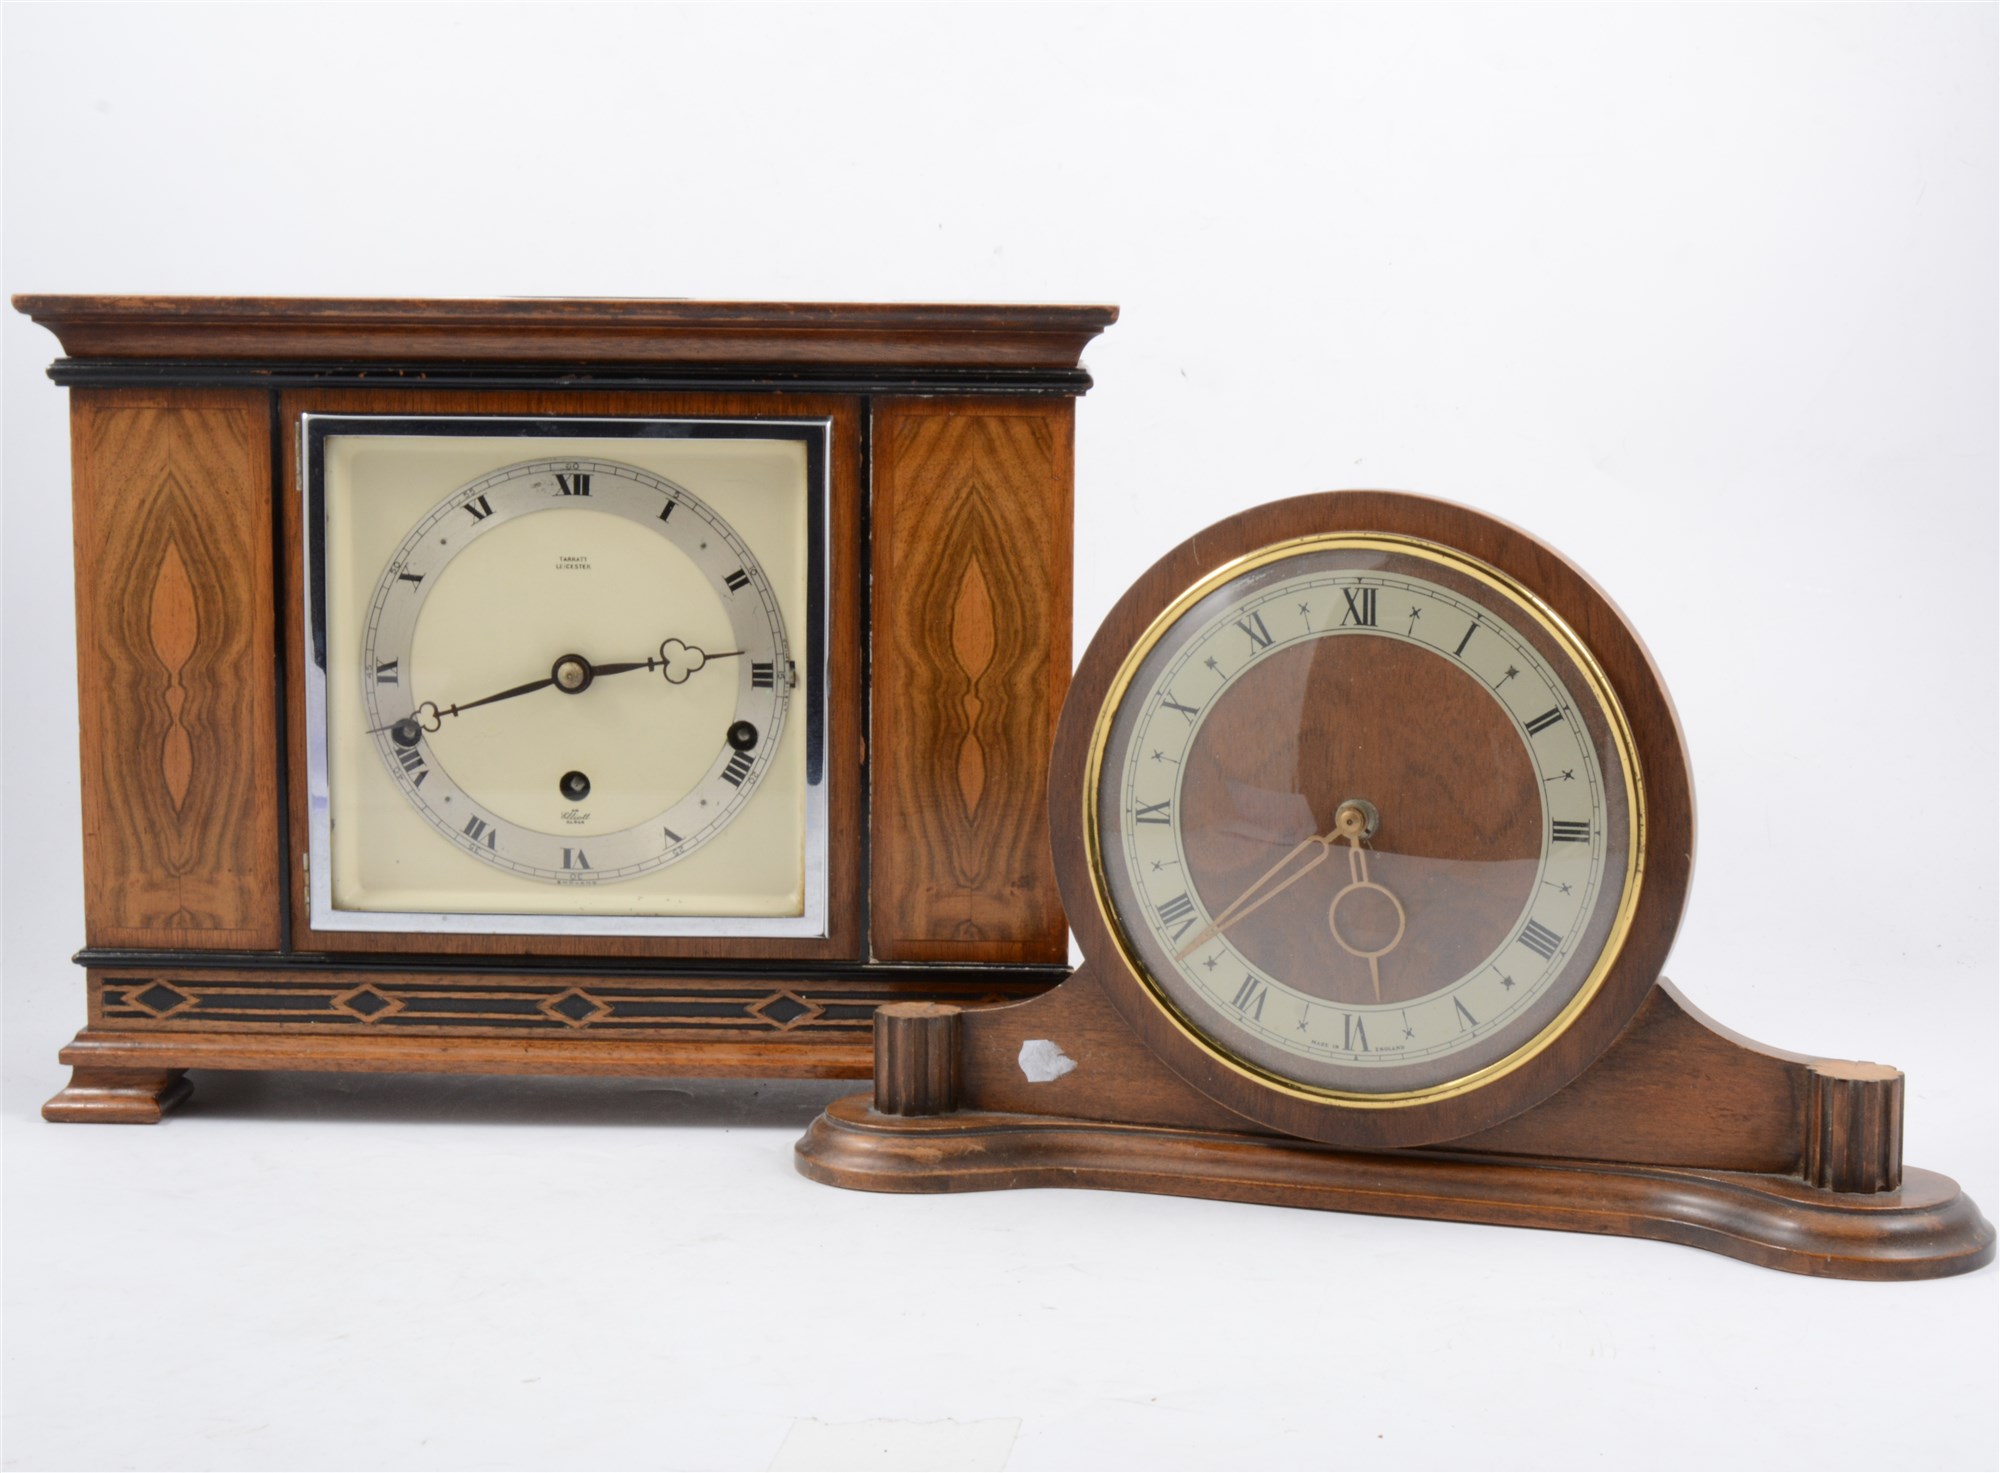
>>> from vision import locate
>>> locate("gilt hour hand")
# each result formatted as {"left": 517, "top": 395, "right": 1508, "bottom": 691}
{"left": 1173, "top": 803, "right": 1401, "bottom": 994}
{"left": 1323, "top": 805, "right": 1406, "bottom": 1002}
{"left": 1174, "top": 813, "right": 1352, "bottom": 960}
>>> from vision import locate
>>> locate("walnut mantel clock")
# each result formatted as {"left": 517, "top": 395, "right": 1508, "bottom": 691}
{"left": 15, "top": 295, "right": 1116, "bottom": 1122}
{"left": 798, "top": 491, "right": 1995, "bottom": 1279}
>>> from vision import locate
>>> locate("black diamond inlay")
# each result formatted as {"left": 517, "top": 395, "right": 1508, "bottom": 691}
{"left": 343, "top": 988, "right": 393, "bottom": 1017}
{"left": 757, "top": 993, "right": 812, "bottom": 1026}
{"left": 134, "top": 983, "right": 188, "bottom": 1014}
{"left": 550, "top": 991, "right": 603, "bottom": 1023}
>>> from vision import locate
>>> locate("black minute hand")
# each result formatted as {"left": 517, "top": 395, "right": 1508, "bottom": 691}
{"left": 367, "top": 673, "right": 557, "bottom": 735}
{"left": 370, "top": 642, "right": 745, "bottom": 735}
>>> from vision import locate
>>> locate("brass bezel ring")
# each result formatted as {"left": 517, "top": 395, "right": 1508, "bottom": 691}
{"left": 1082, "top": 531, "right": 1647, "bottom": 1111}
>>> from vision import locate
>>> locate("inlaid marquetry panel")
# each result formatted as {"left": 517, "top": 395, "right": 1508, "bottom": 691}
{"left": 86, "top": 971, "right": 1023, "bottom": 1040}
{"left": 70, "top": 389, "right": 281, "bottom": 948}
{"left": 871, "top": 398, "right": 1073, "bottom": 963}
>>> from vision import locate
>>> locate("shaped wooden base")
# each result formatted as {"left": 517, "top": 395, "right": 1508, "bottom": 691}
{"left": 795, "top": 970, "right": 1995, "bottom": 1280}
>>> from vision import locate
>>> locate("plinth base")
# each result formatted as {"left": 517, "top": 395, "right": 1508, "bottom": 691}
{"left": 797, "top": 1094, "right": 1995, "bottom": 1280}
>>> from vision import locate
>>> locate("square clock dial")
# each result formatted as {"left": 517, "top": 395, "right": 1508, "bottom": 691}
{"left": 305, "top": 417, "right": 828, "bottom": 937}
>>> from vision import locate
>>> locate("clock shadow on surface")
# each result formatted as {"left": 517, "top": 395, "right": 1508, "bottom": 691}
{"left": 177, "top": 1070, "right": 854, "bottom": 1128}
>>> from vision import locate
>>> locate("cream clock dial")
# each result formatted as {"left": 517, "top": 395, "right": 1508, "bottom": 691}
{"left": 308, "top": 418, "right": 826, "bottom": 935}
{"left": 358, "top": 458, "right": 791, "bottom": 884}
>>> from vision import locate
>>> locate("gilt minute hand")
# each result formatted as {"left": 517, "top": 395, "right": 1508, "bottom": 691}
{"left": 1172, "top": 827, "right": 1342, "bottom": 961}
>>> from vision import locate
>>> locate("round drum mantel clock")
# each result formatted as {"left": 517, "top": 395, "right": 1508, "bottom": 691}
{"left": 799, "top": 491, "right": 1995, "bottom": 1279}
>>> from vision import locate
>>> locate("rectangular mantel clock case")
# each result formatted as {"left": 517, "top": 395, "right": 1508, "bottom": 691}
{"left": 14, "top": 295, "right": 1117, "bottom": 1122}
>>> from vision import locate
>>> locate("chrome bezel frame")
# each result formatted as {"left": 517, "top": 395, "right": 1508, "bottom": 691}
{"left": 300, "top": 413, "right": 832, "bottom": 938}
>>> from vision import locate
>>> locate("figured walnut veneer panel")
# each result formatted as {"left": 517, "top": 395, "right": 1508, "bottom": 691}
{"left": 70, "top": 389, "right": 280, "bottom": 948}
{"left": 871, "top": 399, "right": 1073, "bottom": 964}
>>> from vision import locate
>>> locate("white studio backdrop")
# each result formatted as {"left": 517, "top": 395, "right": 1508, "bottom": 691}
{"left": 2, "top": 6, "right": 1994, "bottom": 1472}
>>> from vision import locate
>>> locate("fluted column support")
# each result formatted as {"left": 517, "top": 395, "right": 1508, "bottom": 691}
{"left": 1805, "top": 1059, "right": 1903, "bottom": 1193}
{"left": 873, "top": 1003, "right": 963, "bottom": 1116}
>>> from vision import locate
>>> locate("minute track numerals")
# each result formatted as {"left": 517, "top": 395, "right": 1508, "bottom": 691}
{"left": 359, "top": 458, "right": 791, "bottom": 884}
{"left": 1112, "top": 563, "right": 1612, "bottom": 1074}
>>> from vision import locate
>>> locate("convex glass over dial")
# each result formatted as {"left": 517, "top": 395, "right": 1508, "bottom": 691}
{"left": 1091, "top": 535, "right": 1643, "bottom": 1103}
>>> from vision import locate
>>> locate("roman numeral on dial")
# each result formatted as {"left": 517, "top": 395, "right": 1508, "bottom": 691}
{"left": 1134, "top": 798, "right": 1172, "bottom": 825}
{"left": 1231, "top": 975, "right": 1268, "bottom": 1019}
{"left": 721, "top": 750, "right": 755, "bottom": 787}
{"left": 1343, "top": 1013, "right": 1370, "bottom": 1051}
{"left": 723, "top": 568, "right": 751, "bottom": 593}
{"left": 1340, "top": 588, "right": 1378, "bottom": 626}
{"left": 393, "top": 746, "right": 427, "bottom": 787}
{"left": 463, "top": 494, "right": 494, "bottom": 522}
{"left": 1160, "top": 691, "right": 1199, "bottom": 719}
{"left": 1525, "top": 708, "right": 1565, "bottom": 735}
{"left": 555, "top": 473, "right": 591, "bottom": 496}
{"left": 1154, "top": 891, "right": 1198, "bottom": 942}
{"left": 375, "top": 660, "right": 399, "bottom": 685}
{"left": 750, "top": 661, "right": 776, "bottom": 689}
{"left": 1519, "top": 918, "right": 1562, "bottom": 960}
{"left": 1551, "top": 819, "right": 1591, "bottom": 843}
{"left": 1236, "top": 610, "right": 1274, "bottom": 649}
{"left": 562, "top": 847, "right": 591, "bottom": 870}
{"left": 462, "top": 815, "right": 499, "bottom": 849}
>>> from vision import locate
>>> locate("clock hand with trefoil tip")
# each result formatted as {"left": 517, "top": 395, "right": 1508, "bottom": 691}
{"left": 369, "top": 638, "right": 746, "bottom": 740}
{"left": 357, "top": 457, "right": 793, "bottom": 887}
